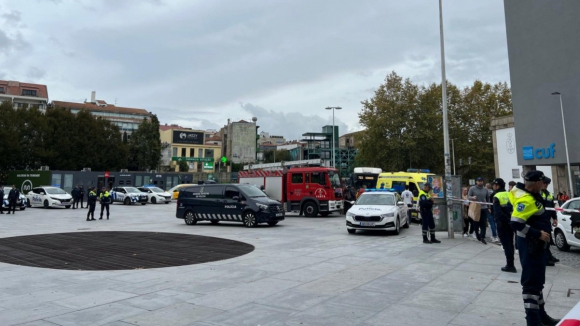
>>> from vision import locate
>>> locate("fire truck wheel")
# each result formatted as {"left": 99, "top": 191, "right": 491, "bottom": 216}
{"left": 320, "top": 212, "right": 330, "bottom": 217}
{"left": 243, "top": 212, "right": 257, "bottom": 227}
{"left": 303, "top": 202, "right": 319, "bottom": 217}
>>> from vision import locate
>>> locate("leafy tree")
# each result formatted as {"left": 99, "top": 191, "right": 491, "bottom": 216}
{"left": 122, "top": 131, "right": 128, "bottom": 143}
{"left": 178, "top": 160, "right": 189, "bottom": 172}
{"left": 128, "top": 114, "right": 162, "bottom": 171}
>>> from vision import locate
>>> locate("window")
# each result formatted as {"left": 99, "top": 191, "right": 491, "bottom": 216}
{"left": 51, "top": 174, "right": 62, "bottom": 187}
{"left": 225, "top": 186, "right": 240, "bottom": 199}
{"left": 190, "top": 148, "right": 195, "bottom": 157}
{"left": 119, "top": 181, "right": 125, "bottom": 185}
{"left": 22, "top": 89, "right": 37, "bottom": 96}
{"left": 136, "top": 176, "right": 143, "bottom": 187}
{"left": 126, "top": 180, "right": 131, "bottom": 185}
{"left": 172, "top": 147, "right": 178, "bottom": 157}
{"left": 166, "top": 176, "right": 173, "bottom": 190}
{"left": 144, "top": 176, "right": 150, "bottom": 185}
{"left": 321, "top": 151, "right": 331, "bottom": 159}
{"left": 409, "top": 182, "right": 419, "bottom": 197}
{"left": 291, "top": 173, "right": 303, "bottom": 184}
{"left": 198, "top": 149, "right": 203, "bottom": 157}
{"left": 33, "top": 188, "right": 42, "bottom": 194}
{"left": 0, "top": 87, "right": 4, "bottom": 93}
{"left": 321, "top": 141, "right": 330, "bottom": 149}
{"left": 206, "top": 186, "right": 223, "bottom": 198}
{"left": 205, "top": 149, "right": 214, "bottom": 158}
{"left": 391, "top": 181, "right": 406, "bottom": 194}
{"left": 181, "top": 148, "right": 186, "bottom": 157}
{"left": 310, "top": 172, "right": 326, "bottom": 185}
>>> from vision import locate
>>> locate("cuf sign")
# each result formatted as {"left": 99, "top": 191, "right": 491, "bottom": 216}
{"left": 523, "top": 143, "right": 556, "bottom": 160}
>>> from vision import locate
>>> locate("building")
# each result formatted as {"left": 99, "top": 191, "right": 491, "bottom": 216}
{"left": 339, "top": 130, "right": 363, "bottom": 149}
{"left": 159, "top": 128, "right": 222, "bottom": 173}
{"left": 219, "top": 118, "right": 258, "bottom": 164}
{"left": 258, "top": 131, "right": 286, "bottom": 146}
{"left": 53, "top": 91, "right": 149, "bottom": 136}
{"left": 205, "top": 135, "right": 222, "bottom": 146}
{"left": 278, "top": 142, "right": 304, "bottom": 161}
{"left": 491, "top": 115, "right": 553, "bottom": 193}
{"left": 0, "top": 80, "right": 49, "bottom": 112}
{"left": 504, "top": 0, "right": 580, "bottom": 195}
{"left": 300, "top": 125, "right": 356, "bottom": 177}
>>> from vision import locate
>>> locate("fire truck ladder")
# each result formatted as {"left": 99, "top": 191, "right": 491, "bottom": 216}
{"left": 243, "top": 159, "right": 323, "bottom": 171}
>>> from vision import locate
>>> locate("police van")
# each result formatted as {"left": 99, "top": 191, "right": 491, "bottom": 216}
{"left": 176, "top": 184, "right": 285, "bottom": 227}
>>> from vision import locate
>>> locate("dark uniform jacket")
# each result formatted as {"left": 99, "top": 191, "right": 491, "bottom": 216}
{"left": 492, "top": 189, "right": 512, "bottom": 232}
{"left": 8, "top": 188, "right": 20, "bottom": 201}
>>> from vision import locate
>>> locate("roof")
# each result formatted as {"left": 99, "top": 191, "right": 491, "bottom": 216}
{"left": 0, "top": 80, "right": 49, "bottom": 99}
{"left": 340, "top": 130, "right": 364, "bottom": 138}
{"left": 302, "top": 132, "right": 331, "bottom": 137}
{"left": 159, "top": 124, "right": 192, "bottom": 131}
{"left": 206, "top": 135, "right": 222, "bottom": 141}
{"left": 52, "top": 100, "right": 149, "bottom": 116}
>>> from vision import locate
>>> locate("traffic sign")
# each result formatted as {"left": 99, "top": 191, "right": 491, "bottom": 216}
{"left": 104, "top": 171, "right": 110, "bottom": 178}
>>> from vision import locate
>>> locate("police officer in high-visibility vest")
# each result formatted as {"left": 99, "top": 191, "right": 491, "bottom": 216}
{"left": 540, "top": 177, "right": 559, "bottom": 266}
{"left": 510, "top": 171, "right": 559, "bottom": 326}
{"left": 491, "top": 178, "right": 516, "bottom": 273}
{"left": 99, "top": 187, "right": 111, "bottom": 220}
{"left": 86, "top": 187, "right": 97, "bottom": 221}
{"left": 419, "top": 183, "right": 441, "bottom": 244}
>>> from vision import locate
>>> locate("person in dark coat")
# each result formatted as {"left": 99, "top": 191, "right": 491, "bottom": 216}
{"left": 86, "top": 187, "right": 97, "bottom": 221}
{"left": 7, "top": 185, "right": 20, "bottom": 214}
{"left": 71, "top": 185, "right": 79, "bottom": 209}
{"left": 0, "top": 185, "right": 4, "bottom": 214}
{"left": 79, "top": 186, "right": 85, "bottom": 209}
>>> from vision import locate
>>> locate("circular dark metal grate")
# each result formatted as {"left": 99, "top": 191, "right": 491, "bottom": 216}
{"left": 0, "top": 231, "right": 254, "bottom": 271}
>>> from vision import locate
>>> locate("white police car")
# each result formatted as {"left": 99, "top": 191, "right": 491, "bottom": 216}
{"left": 26, "top": 186, "right": 73, "bottom": 209}
{"left": 2, "top": 186, "right": 27, "bottom": 211}
{"left": 346, "top": 190, "right": 409, "bottom": 235}
{"left": 137, "top": 186, "right": 172, "bottom": 204}
{"left": 110, "top": 187, "right": 148, "bottom": 205}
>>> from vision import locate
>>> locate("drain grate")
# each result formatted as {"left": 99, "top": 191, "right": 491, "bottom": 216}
{"left": 0, "top": 231, "right": 254, "bottom": 271}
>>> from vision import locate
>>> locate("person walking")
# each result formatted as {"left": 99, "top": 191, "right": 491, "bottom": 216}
{"left": 462, "top": 187, "right": 475, "bottom": 237}
{"left": 79, "top": 186, "right": 85, "bottom": 209}
{"left": 491, "top": 178, "right": 517, "bottom": 273}
{"left": 99, "top": 187, "right": 111, "bottom": 220}
{"left": 401, "top": 185, "right": 414, "bottom": 225}
{"left": 71, "top": 185, "right": 79, "bottom": 209}
{"left": 343, "top": 186, "right": 355, "bottom": 213}
{"left": 541, "top": 178, "right": 559, "bottom": 267}
{"left": 356, "top": 185, "right": 367, "bottom": 200}
{"left": 86, "top": 187, "right": 97, "bottom": 221}
{"left": 0, "top": 185, "right": 4, "bottom": 214}
{"left": 561, "top": 191, "right": 570, "bottom": 203}
{"left": 486, "top": 183, "right": 499, "bottom": 243}
{"left": 510, "top": 171, "right": 559, "bottom": 326}
{"left": 7, "top": 185, "right": 19, "bottom": 215}
{"left": 419, "top": 183, "right": 440, "bottom": 244}
{"left": 468, "top": 177, "right": 491, "bottom": 244}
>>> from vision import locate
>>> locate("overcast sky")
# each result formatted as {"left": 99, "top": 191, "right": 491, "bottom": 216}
{"left": 0, "top": 0, "right": 509, "bottom": 140}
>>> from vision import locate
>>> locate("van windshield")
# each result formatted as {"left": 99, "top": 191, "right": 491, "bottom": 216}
{"left": 239, "top": 185, "right": 267, "bottom": 198}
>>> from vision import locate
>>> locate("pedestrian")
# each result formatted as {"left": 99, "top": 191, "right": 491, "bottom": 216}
{"left": 86, "top": 187, "right": 97, "bottom": 221}
{"left": 491, "top": 178, "right": 516, "bottom": 273}
{"left": 540, "top": 177, "right": 559, "bottom": 267}
{"left": 462, "top": 187, "right": 475, "bottom": 237}
{"left": 99, "top": 187, "right": 111, "bottom": 220}
{"left": 7, "top": 185, "right": 19, "bottom": 215}
{"left": 510, "top": 171, "right": 559, "bottom": 326}
{"left": 356, "top": 185, "right": 367, "bottom": 200}
{"left": 486, "top": 182, "right": 500, "bottom": 243}
{"left": 509, "top": 181, "right": 517, "bottom": 191}
{"left": 556, "top": 192, "right": 563, "bottom": 207}
{"left": 343, "top": 186, "right": 355, "bottom": 213}
{"left": 401, "top": 185, "right": 414, "bottom": 224}
{"left": 561, "top": 191, "right": 570, "bottom": 203}
{"left": 79, "top": 186, "right": 85, "bottom": 209}
{"left": 0, "top": 184, "right": 4, "bottom": 214}
{"left": 71, "top": 185, "right": 79, "bottom": 209}
{"left": 468, "top": 177, "right": 491, "bottom": 244}
{"left": 419, "top": 183, "right": 440, "bottom": 244}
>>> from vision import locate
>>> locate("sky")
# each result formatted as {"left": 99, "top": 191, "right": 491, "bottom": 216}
{"left": 0, "top": 0, "right": 509, "bottom": 140}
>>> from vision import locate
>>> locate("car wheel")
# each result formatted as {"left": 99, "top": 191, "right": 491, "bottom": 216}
{"left": 43, "top": 200, "right": 49, "bottom": 209}
{"left": 65, "top": 206, "right": 71, "bottom": 209}
{"left": 243, "top": 212, "right": 257, "bottom": 228}
{"left": 347, "top": 229, "right": 356, "bottom": 234}
{"left": 26, "top": 201, "right": 31, "bottom": 208}
{"left": 320, "top": 212, "right": 330, "bottom": 217}
{"left": 267, "top": 221, "right": 278, "bottom": 226}
{"left": 403, "top": 216, "right": 409, "bottom": 228}
{"left": 151, "top": 197, "right": 157, "bottom": 204}
{"left": 184, "top": 210, "right": 197, "bottom": 225}
{"left": 392, "top": 217, "right": 400, "bottom": 235}
{"left": 303, "top": 202, "right": 319, "bottom": 217}
{"left": 210, "top": 220, "right": 219, "bottom": 224}
{"left": 555, "top": 230, "right": 571, "bottom": 252}
{"left": 19, "top": 206, "right": 25, "bottom": 211}
{"left": 141, "top": 202, "right": 147, "bottom": 205}
{"left": 124, "top": 198, "right": 130, "bottom": 205}
{"left": 165, "top": 201, "right": 170, "bottom": 204}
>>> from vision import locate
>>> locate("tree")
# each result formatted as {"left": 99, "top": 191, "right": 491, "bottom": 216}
{"left": 178, "top": 160, "right": 189, "bottom": 172}
{"left": 122, "top": 131, "right": 128, "bottom": 143}
{"left": 128, "top": 114, "right": 162, "bottom": 171}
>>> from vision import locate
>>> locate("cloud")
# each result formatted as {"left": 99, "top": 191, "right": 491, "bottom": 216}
{"left": 0, "top": 30, "right": 29, "bottom": 54}
{"left": 26, "top": 66, "right": 46, "bottom": 80}
{"left": 2, "top": 10, "right": 21, "bottom": 25}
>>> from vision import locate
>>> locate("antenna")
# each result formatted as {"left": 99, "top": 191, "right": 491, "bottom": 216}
{"left": 115, "top": 98, "right": 118, "bottom": 106}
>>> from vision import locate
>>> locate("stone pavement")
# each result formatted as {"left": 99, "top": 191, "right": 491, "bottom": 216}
{"left": 0, "top": 204, "right": 579, "bottom": 326}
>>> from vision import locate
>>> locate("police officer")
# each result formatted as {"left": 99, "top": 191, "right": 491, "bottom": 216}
{"left": 72, "top": 185, "right": 79, "bottom": 209}
{"left": 419, "top": 183, "right": 441, "bottom": 244}
{"left": 7, "top": 185, "right": 19, "bottom": 215}
{"left": 79, "top": 186, "right": 85, "bottom": 209}
{"left": 0, "top": 184, "right": 4, "bottom": 214}
{"left": 99, "top": 187, "right": 111, "bottom": 220}
{"left": 491, "top": 178, "right": 516, "bottom": 273}
{"left": 86, "top": 187, "right": 97, "bottom": 221}
{"left": 510, "top": 171, "right": 559, "bottom": 326}
{"left": 540, "top": 177, "right": 559, "bottom": 266}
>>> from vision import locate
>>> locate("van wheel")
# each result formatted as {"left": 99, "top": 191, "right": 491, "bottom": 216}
{"left": 267, "top": 221, "right": 278, "bottom": 226}
{"left": 303, "top": 202, "right": 318, "bottom": 217}
{"left": 211, "top": 220, "right": 219, "bottom": 224}
{"left": 555, "top": 230, "right": 570, "bottom": 251}
{"left": 184, "top": 211, "right": 197, "bottom": 225}
{"left": 320, "top": 212, "right": 330, "bottom": 217}
{"left": 243, "top": 212, "right": 257, "bottom": 228}
{"left": 151, "top": 197, "right": 157, "bottom": 204}
{"left": 124, "top": 198, "right": 130, "bottom": 205}
{"left": 43, "top": 200, "right": 49, "bottom": 209}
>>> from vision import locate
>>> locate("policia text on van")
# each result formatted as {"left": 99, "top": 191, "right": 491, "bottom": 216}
{"left": 176, "top": 184, "right": 285, "bottom": 227}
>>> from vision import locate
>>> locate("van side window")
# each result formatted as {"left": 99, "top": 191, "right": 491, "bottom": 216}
{"left": 206, "top": 186, "right": 224, "bottom": 198}
{"left": 291, "top": 173, "right": 303, "bottom": 184}
{"left": 311, "top": 172, "right": 327, "bottom": 185}
{"left": 180, "top": 187, "right": 196, "bottom": 198}
{"left": 409, "top": 183, "right": 419, "bottom": 197}
{"left": 225, "top": 186, "right": 240, "bottom": 199}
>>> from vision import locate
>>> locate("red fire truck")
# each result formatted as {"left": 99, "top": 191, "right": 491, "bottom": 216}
{"left": 238, "top": 166, "right": 343, "bottom": 217}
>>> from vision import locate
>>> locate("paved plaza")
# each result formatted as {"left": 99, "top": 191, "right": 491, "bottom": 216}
{"left": 0, "top": 203, "right": 579, "bottom": 326}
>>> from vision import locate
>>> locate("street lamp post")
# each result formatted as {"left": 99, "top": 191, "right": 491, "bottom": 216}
{"left": 325, "top": 107, "right": 342, "bottom": 168}
{"left": 439, "top": 0, "right": 453, "bottom": 239}
{"left": 451, "top": 138, "right": 456, "bottom": 176}
{"left": 552, "top": 92, "right": 574, "bottom": 197}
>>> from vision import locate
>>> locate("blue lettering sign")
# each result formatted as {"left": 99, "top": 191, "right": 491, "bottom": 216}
{"left": 523, "top": 143, "right": 555, "bottom": 160}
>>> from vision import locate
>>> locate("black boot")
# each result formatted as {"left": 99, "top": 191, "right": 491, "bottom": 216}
{"left": 430, "top": 233, "right": 441, "bottom": 244}
{"left": 99, "top": 216, "right": 103, "bottom": 220}
{"left": 501, "top": 265, "right": 517, "bottom": 273}
{"left": 540, "top": 310, "right": 560, "bottom": 326}
{"left": 423, "top": 235, "right": 432, "bottom": 244}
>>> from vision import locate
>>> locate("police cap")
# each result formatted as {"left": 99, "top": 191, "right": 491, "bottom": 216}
{"left": 424, "top": 183, "right": 432, "bottom": 188}
{"left": 543, "top": 177, "right": 552, "bottom": 184}
{"left": 492, "top": 178, "right": 505, "bottom": 187}
{"left": 524, "top": 170, "right": 545, "bottom": 182}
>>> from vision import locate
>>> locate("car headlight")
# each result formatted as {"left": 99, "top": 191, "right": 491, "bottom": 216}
{"left": 380, "top": 213, "right": 395, "bottom": 218}
{"left": 346, "top": 211, "right": 355, "bottom": 217}
{"left": 50, "top": 197, "right": 60, "bottom": 201}
{"left": 257, "top": 204, "right": 268, "bottom": 211}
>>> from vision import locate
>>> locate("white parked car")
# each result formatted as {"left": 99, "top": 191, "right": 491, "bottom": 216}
{"left": 346, "top": 190, "right": 409, "bottom": 235}
{"left": 137, "top": 186, "right": 172, "bottom": 204}
{"left": 26, "top": 186, "right": 73, "bottom": 209}
{"left": 2, "top": 186, "right": 27, "bottom": 211}
{"left": 553, "top": 198, "right": 580, "bottom": 251}
{"left": 110, "top": 187, "right": 148, "bottom": 205}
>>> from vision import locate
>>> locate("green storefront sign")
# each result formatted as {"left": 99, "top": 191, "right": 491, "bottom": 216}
{"left": 7, "top": 171, "right": 51, "bottom": 195}
{"left": 171, "top": 157, "right": 213, "bottom": 162}
{"left": 203, "top": 161, "right": 214, "bottom": 170}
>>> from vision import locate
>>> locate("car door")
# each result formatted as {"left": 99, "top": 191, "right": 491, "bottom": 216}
{"left": 562, "top": 200, "right": 580, "bottom": 246}
{"left": 223, "top": 186, "right": 244, "bottom": 221}
{"left": 30, "top": 188, "right": 44, "bottom": 207}
{"left": 205, "top": 185, "right": 225, "bottom": 220}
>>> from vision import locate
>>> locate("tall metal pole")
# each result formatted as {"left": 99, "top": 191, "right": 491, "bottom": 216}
{"left": 554, "top": 93, "right": 574, "bottom": 197}
{"left": 439, "top": 0, "right": 454, "bottom": 239}
{"left": 332, "top": 109, "right": 335, "bottom": 168}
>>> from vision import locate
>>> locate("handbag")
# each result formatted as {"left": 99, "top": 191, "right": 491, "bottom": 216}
{"left": 468, "top": 202, "right": 481, "bottom": 221}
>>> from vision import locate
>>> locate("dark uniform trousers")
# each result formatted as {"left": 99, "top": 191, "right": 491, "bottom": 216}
{"left": 8, "top": 200, "right": 17, "bottom": 213}
{"left": 87, "top": 203, "right": 96, "bottom": 220}
{"left": 421, "top": 210, "right": 435, "bottom": 238}
{"left": 517, "top": 236, "right": 547, "bottom": 324}
{"left": 498, "top": 226, "right": 515, "bottom": 264}
{"left": 100, "top": 204, "right": 110, "bottom": 219}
